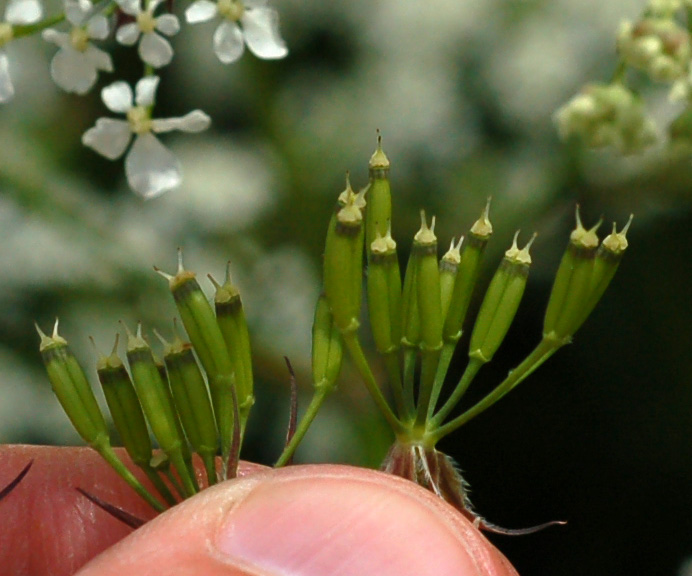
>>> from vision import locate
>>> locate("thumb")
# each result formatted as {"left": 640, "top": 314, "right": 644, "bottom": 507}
{"left": 78, "top": 464, "right": 518, "bottom": 576}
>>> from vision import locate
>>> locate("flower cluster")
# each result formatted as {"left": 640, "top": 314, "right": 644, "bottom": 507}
{"left": 555, "top": 0, "right": 692, "bottom": 154}
{"left": 1, "top": 0, "right": 288, "bottom": 197}
{"left": 554, "top": 83, "right": 658, "bottom": 154}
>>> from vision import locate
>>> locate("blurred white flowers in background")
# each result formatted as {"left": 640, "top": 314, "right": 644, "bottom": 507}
{"left": 82, "top": 76, "right": 211, "bottom": 198}
{"left": 115, "top": 0, "right": 180, "bottom": 67}
{"left": 0, "top": 0, "right": 43, "bottom": 102}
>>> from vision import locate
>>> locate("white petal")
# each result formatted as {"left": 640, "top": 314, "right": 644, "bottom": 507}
{"left": 42, "top": 29, "right": 70, "bottom": 48}
{"left": 135, "top": 75, "right": 159, "bottom": 106}
{"left": 50, "top": 47, "right": 98, "bottom": 94}
{"left": 102, "top": 80, "right": 133, "bottom": 113}
{"left": 82, "top": 118, "right": 132, "bottom": 159}
{"left": 242, "top": 7, "right": 287, "bottom": 60}
{"left": 116, "top": 22, "right": 140, "bottom": 46}
{"left": 148, "top": 0, "right": 163, "bottom": 12}
{"left": 0, "top": 51, "right": 15, "bottom": 103}
{"left": 185, "top": 0, "right": 217, "bottom": 24}
{"left": 213, "top": 20, "right": 244, "bottom": 64}
{"left": 155, "top": 14, "right": 180, "bottom": 36}
{"left": 5, "top": 0, "right": 42, "bottom": 25}
{"left": 115, "top": 0, "right": 141, "bottom": 17}
{"left": 87, "top": 15, "right": 110, "bottom": 40}
{"left": 85, "top": 44, "right": 113, "bottom": 72}
{"left": 64, "top": 0, "right": 87, "bottom": 26}
{"left": 139, "top": 32, "right": 173, "bottom": 68}
{"left": 125, "top": 133, "right": 181, "bottom": 199}
{"left": 152, "top": 110, "right": 211, "bottom": 133}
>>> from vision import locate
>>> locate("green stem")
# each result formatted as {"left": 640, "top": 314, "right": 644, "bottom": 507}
{"left": 382, "top": 351, "right": 409, "bottom": 420}
{"left": 201, "top": 452, "right": 218, "bottom": 486}
{"left": 611, "top": 59, "right": 627, "bottom": 84}
{"left": 142, "top": 466, "right": 177, "bottom": 506}
{"left": 163, "top": 467, "right": 186, "bottom": 500}
{"left": 402, "top": 347, "right": 417, "bottom": 420}
{"left": 426, "top": 340, "right": 457, "bottom": 419}
{"left": 342, "top": 332, "right": 405, "bottom": 435}
{"left": 415, "top": 346, "right": 441, "bottom": 427}
{"left": 275, "top": 387, "right": 331, "bottom": 467}
{"left": 430, "top": 356, "right": 485, "bottom": 428}
{"left": 98, "top": 445, "right": 166, "bottom": 512}
{"left": 12, "top": 13, "right": 65, "bottom": 38}
{"left": 430, "top": 338, "right": 561, "bottom": 443}
{"left": 169, "top": 450, "right": 199, "bottom": 498}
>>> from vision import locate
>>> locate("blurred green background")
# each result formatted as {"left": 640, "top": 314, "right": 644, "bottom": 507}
{"left": 2, "top": 0, "right": 692, "bottom": 574}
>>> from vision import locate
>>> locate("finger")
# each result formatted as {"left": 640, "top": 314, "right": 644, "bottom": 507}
{"left": 0, "top": 445, "right": 262, "bottom": 576}
{"left": 78, "top": 464, "right": 519, "bottom": 576}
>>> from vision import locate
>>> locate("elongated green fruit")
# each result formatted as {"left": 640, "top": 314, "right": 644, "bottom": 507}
{"left": 209, "top": 264, "right": 254, "bottom": 423}
{"left": 574, "top": 215, "right": 633, "bottom": 332}
{"left": 469, "top": 231, "right": 536, "bottom": 363}
{"left": 95, "top": 335, "right": 152, "bottom": 468}
{"left": 365, "top": 133, "right": 392, "bottom": 256}
{"left": 156, "top": 250, "right": 235, "bottom": 470}
{"left": 37, "top": 321, "right": 110, "bottom": 448}
{"left": 311, "top": 293, "right": 343, "bottom": 392}
{"left": 157, "top": 329, "right": 218, "bottom": 485}
{"left": 440, "top": 238, "right": 462, "bottom": 327}
{"left": 324, "top": 175, "right": 366, "bottom": 334}
{"left": 124, "top": 323, "right": 198, "bottom": 497}
{"left": 543, "top": 207, "right": 601, "bottom": 341}
{"left": 443, "top": 199, "right": 493, "bottom": 343}
{"left": 401, "top": 247, "right": 421, "bottom": 349}
{"left": 367, "top": 226, "right": 401, "bottom": 354}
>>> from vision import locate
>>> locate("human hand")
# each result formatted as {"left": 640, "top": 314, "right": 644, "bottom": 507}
{"left": 0, "top": 445, "right": 518, "bottom": 576}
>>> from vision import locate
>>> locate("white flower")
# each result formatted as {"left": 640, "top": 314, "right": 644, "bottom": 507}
{"left": 0, "top": 0, "right": 43, "bottom": 103}
{"left": 42, "top": 0, "right": 113, "bottom": 95}
{"left": 82, "top": 76, "right": 211, "bottom": 198}
{"left": 115, "top": 0, "right": 179, "bottom": 68}
{"left": 185, "top": 0, "right": 287, "bottom": 64}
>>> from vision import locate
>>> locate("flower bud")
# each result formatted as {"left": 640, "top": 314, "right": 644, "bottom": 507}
{"left": 469, "top": 232, "right": 536, "bottom": 363}
{"left": 209, "top": 263, "right": 254, "bottom": 421}
{"left": 324, "top": 174, "right": 366, "bottom": 334}
{"left": 443, "top": 199, "right": 493, "bottom": 343}
{"left": 543, "top": 207, "right": 601, "bottom": 341}
{"left": 365, "top": 133, "right": 392, "bottom": 256}
{"left": 94, "top": 334, "right": 152, "bottom": 468}
{"left": 37, "top": 320, "right": 110, "bottom": 449}
{"left": 311, "top": 293, "right": 343, "bottom": 392}
{"left": 367, "top": 225, "right": 402, "bottom": 355}
{"left": 123, "top": 322, "right": 198, "bottom": 496}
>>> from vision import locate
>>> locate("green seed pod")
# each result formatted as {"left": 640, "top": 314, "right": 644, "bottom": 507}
{"left": 365, "top": 133, "right": 392, "bottom": 256}
{"left": 37, "top": 320, "right": 110, "bottom": 449}
{"left": 443, "top": 199, "right": 493, "bottom": 343}
{"left": 469, "top": 232, "right": 536, "bottom": 363}
{"left": 440, "top": 237, "right": 463, "bottom": 324}
{"left": 414, "top": 211, "right": 443, "bottom": 353}
{"left": 576, "top": 215, "right": 633, "bottom": 331}
{"left": 311, "top": 293, "right": 343, "bottom": 392}
{"left": 124, "top": 323, "right": 197, "bottom": 496}
{"left": 543, "top": 207, "right": 601, "bottom": 341}
{"left": 324, "top": 174, "right": 366, "bottom": 334}
{"left": 209, "top": 264, "right": 254, "bottom": 419}
{"left": 94, "top": 335, "right": 152, "bottom": 467}
{"left": 156, "top": 249, "right": 235, "bottom": 466}
{"left": 367, "top": 225, "right": 402, "bottom": 354}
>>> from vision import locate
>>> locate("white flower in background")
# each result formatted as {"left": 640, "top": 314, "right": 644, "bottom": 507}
{"left": 42, "top": 0, "right": 112, "bottom": 94}
{"left": 185, "top": 0, "right": 287, "bottom": 64}
{"left": 115, "top": 0, "right": 179, "bottom": 68}
{"left": 554, "top": 83, "right": 658, "bottom": 154}
{"left": 0, "top": 0, "right": 43, "bottom": 102}
{"left": 82, "top": 76, "right": 211, "bottom": 199}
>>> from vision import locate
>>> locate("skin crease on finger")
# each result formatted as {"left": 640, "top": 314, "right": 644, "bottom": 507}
{"left": 0, "top": 446, "right": 518, "bottom": 576}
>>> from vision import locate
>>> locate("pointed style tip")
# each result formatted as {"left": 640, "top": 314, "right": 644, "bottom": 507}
{"left": 602, "top": 214, "right": 633, "bottom": 254}
{"left": 369, "top": 131, "right": 390, "bottom": 170}
{"left": 414, "top": 210, "right": 437, "bottom": 245}
{"left": 505, "top": 230, "right": 534, "bottom": 264}
{"left": 153, "top": 266, "right": 174, "bottom": 282}
{"left": 176, "top": 247, "right": 185, "bottom": 275}
{"left": 207, "top": 273, "right": 221, "bottom": 290}
{"left": 470, "top": 199, "right": 493, "bottom": 238}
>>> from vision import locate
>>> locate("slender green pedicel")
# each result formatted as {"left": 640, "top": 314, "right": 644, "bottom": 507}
{"left": 543, "top": 207, "right": 601, "bottom": 342}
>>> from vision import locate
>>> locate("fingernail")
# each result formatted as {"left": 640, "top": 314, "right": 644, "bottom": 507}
{"left": 216, "top": 470, "right": 479, "bottom": 576}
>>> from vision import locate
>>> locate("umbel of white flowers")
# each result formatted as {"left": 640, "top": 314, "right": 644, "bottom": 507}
{"left": 0, "top": 0, "right": 288, "bottom": 197}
